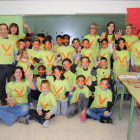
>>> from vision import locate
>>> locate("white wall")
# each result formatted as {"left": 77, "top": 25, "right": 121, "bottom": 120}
{"left": 0, "top": 1, "right": 140, "bottom": 15}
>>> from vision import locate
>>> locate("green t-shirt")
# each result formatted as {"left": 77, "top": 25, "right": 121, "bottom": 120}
{"left": 27, "top": 49, "right": 41, "bottom": 75}
{"left": 106, "top": 34, "right": 115, "bottom": 45}
{"left": 113, "top": 50, "right": 130, "bottom": 72}
{"left": 81, "top": 48, "right": 96, "bottom": 68}
{"left": 132, "top": 42, "right": 140, "bottom": 66}
{"left": 35, "top": 50, "right": 57, "bottom": 72}
{"left": 39, "top": 44, "right": 45, "bottom": 50}
{"left": 90, "top": 86, "right": 112, "bottom": 108}
{"left": 70, "top": 84, "right": 89, "bottom": 104}
{"left": 96, "top": 68, "right": 111, "bottom": 85}
{"left": 54, "top": 44, "right": 59, "bottom": 51}
{"left": 6, "top": 79, "right": 30, "bottom": 104}
{"left": 122, "top": 35, "right": 138, "bottom": 55}
{"left": 0, "top": 37, "right": 17, "bottom": 64}
{"left": 46, "top": 76, "right": 69, "bottom": 102}
{"left": 99, "top": 47, "right": 112, "bottom": 69}
{"left": 82, "top": 34, "right": 100, "bottom": 57}
{"left": 38, "top": 92, "right": 57, "bottom": 111}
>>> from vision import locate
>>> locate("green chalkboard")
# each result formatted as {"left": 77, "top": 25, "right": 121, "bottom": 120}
{"left": 23, "top": 15, "right": 126, "bottom": 44}
{"left": 0, "top": 15, "right": 24, "bottom": 33}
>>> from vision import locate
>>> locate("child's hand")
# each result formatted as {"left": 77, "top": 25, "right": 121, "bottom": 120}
{"left": 69, "top": 84, "right": 75, "bottom": 92}
{"left": 26, "top": 61, "right": 31, "bottom": 66}
{"left": 87, "top": 79, "right": 92, "bottom": 87}
{"left": 45, "top": 112, "right": 51, "bottom": 119}
{"left": 47, "top": 71, "right": 52, "bottom": 75}
{"left": 118, "top": 29, "right": 122, "bottom": 38}
{"left": 75, "top": 56, "right": 80, "bottom": 65}
{"left": 8, "top": 104, "right": 14, "bottom": 108}
{"left": 68, "top": 93, "right": 72, "bottom": 96}
{"left": 56, "top": 56, "right": 62, "bottom": 62}
{"left": 104, "top": 111, "right": 109, "bottom": 117}
{"left": 100, "top": 32, "right": 105, "bottom": 41}
{"left": 92, "top": 94, "right": 94, "bottom": 98}
{"left": 95, "top": 60, "right": 101, "bottom": 68}
{"left": 17, "top": 54, "right": 21, "bottom": 61}
{"left": 113, "top": 45, "right": 116, "bottom": 52}
{"left": 77, "top": 46, "right": 81, "bottom": 52}
{"left": 62, "top": 95, "right": 66, "bottom": 100}
{"left": 38, "top": 110, "right": 43, "bottom": 116}
{"left": 39, "top": 60, "right": 44, "bottom": 65}
{"left": 26, "top": 70, "right": 31, "bottom": 80}
{"left": 132, "top": 66, "right": 135, "bottom": 72}
{"left": 22, "top": 22, "right": 29, "bottom": 29}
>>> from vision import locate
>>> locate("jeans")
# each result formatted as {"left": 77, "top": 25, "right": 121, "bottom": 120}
{"left": 86, "top": 108, "right": 112, "bottom": 120}
{"left": 0, "top": 104, "right": 29, "bottom": 126}
{"left": 28, "top": 88, "right": 32, "bottom": 103}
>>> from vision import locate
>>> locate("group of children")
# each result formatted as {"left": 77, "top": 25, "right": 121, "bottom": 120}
{"left": 2, "top": 21, "right": 140, "bottom": 128}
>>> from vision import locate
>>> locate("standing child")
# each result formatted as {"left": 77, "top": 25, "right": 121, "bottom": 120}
{"left": 36, "top": 33, "right": 45, "bottom": 50}
{"left": 25, "top": 38, "right": 32, "bottom": 50}
{"left": 54, "top": 35, "right": 63, "bottom": 51}
{"left": 29, "top": 80, "right": 57, "bottom": 128}
{"left": 86, "top": 78, "right": 112, "bottom": 124}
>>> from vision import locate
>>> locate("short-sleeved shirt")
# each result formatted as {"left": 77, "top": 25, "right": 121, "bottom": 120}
{"left": 39, "top": 44, "right": 45, "bottom": 50}
{"left": 70, "top": 84, "right": 89, "bottom": 104}
{"left": 90, "top": 86, "right": 112, "bottom": 108}
{"left": 6, "top": 79, "right": 30, "bottom": 104}
{"left": 38, "top": 92, "right": 57, "bottom": 111}
{"left": 0, "top": 37, "right": 17, "bottom": 64}
{"left": 113, "top": 50, "right": 130, "bottom": 72}
{"left": 104, "top": 34, "right": 115, "bottom": 45}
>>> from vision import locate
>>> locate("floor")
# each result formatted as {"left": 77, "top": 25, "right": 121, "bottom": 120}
{"left": 0, "top": 100, "right": 140, "bottom": 140}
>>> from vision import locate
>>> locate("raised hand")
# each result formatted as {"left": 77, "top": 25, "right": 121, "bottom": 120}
{"left": 77, "top": 46, "right": 81, "bottom": 52}
{"left": 26, "top": 70, "right": 31, "bottom": 80}
{"left": 22, "top": 22, "right": 29, "bottom": 29}
{"left": 118, "top": 29, "right": 122, "bottom": 38}
{"left": 95, "top": 60, "right": 101, "bottom": 68}
{"left": 75, "top": 56, "right": 80, "bottom": 65}
{"left": 17, "top": 54, "right": 21, "bottom": 61}
{"left": 69, "top": 84, "right": 75, "bottom": 92}
{"left": 39, "top": 60, "right": 44, "bottom": 65}
{"left": 87, "top": 79, "right": 92, "bottom": 87}
{"left": 113, "top": 44, "right": 116, "bottom": 52}
{"left": 26, "top": 61, "right": 31, "bottom": 66}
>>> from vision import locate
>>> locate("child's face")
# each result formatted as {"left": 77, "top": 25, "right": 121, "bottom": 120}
{"left": 73, "top": 40, "right": 80, "bottom": 49}
{"left": 77, "top": 77, "right": 85, "bottom": 88}
{"left": 119, "top": 40, "right": 125, "bottom": 50}
{"left": 56, "top": 37, "right": 63, "bottom": 46}
{"left": 107, "top": 23, "right": 114, "bottom": 33}
{"left": 38, "top": 67, "right": 46, "bottom": 77}
{"left": 37, "top": 37, "right": 44, "bottom": 44}
{"left": 44, "top": 41, "right": 51, "bottom": 51}
{"left": 125, "top": 26, "right": 132, "bottom": 35}
{"left": 11, "top": 26, "right": 17, "bottom": 34}
{"left": 22, "top": 51, "right": 28, "bottom": 59}
{"left": 90, "top": 26, "right": 97, "bottom": 35}
{"left": 100, "top": 80, "right": 109, "bottom": 90}
{"left": 101, "top": 40, "right": 108, "bottom": 49}
{"left": 14, "top": 69, "right": 22, "bottom": 80}
{"left": 18, "top": 41, "right": 25, "bottom": 49}
{"left": 63, "top": 60, "right": 71, "bottom": 71}
{"left": 63, "top": 36, "right": 70, "bottom": 46}
{"left": 137, "top": 31, "right": 140, "bottom": 40}
{"left": 100, "top": 59, "right": 107, "bottom": 69}
{"left": 41, "top": 83, "right": 49, "bottom": 94}
{"left": 81, "top": 58, "right": 89, "bottom": 69}
{"left": 33, "top": 41, "right": 40, "bottom": 50}
{"left": 83, "top": 40, "right": 90, "bottom": 49}
{"left": 54, "top": 68, "right": 61, "bottom": 80}
{"left": 26, "top": 41, "right": 31, "bottom": 48}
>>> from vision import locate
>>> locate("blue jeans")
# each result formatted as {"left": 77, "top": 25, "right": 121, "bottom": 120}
{"left": 129, "top": 60, "right": 132, "bottom": 72}
{"left": 28, "top": 88, "right": 32, "bottom": 103}
{"left": 0, "top": 104, "right": 29, "bottom": 126}
{"left": 68, "top": 96, "right": 72, "bottom": 105}
{"left": 86, "top": 108, "right": 112, "bottom": 120}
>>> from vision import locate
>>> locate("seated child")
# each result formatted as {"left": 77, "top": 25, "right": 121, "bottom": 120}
{"left": 25, "top": 38, "right": 32, "bottom": 50}
{"left": 86, "top": 78, "right": 113, "bottom": 124}
{"left": 29, "top": 80, "right": 57, "bottom": 128}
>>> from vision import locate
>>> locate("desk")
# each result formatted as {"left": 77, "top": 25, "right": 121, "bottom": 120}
{"left": 116, "top": 72, "right": 140, "bottom": 140}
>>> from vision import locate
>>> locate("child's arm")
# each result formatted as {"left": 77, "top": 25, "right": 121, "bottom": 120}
{"left": 112, "top": 46, "right": 117, "bottom": 60}
{"left": 45, "top": 106, "right": 58, "bottom": 119}
{"left": 26, "top": 61, "right": 35, "bottom": 70}
{"left": 127, "top": 60, "right": 130, "bottom": 72}
{"left": 34, "top": 57, "right": 44, "bottom": 65}
{"left": 91, "top": 60, "right": 101, "bottom": 76}
{"left": 62, "top": 91, "right": 70, "bottom": 100}
{"left": 54, "top": 56, "right": 62, "bottom": 66}
{"left": 70, "top": 56, "right": 80, "bottom": 73}
{"left": 87, "top": 80, "right": 95, "bottom": 92}
{"left": 104, "top": 101, "right": 112, "bottom": 117}
{"left": 131, "top": 54, "right": 135, "bottom": 72}
{"left": 22, "top": 22, "right": 32, "bottom": 34}
{"left": 37, "top": 105, "right": 43, "bottom": 115}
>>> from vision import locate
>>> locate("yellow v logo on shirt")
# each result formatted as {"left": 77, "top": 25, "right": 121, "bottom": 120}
{"left": 1, "top": 44, "right": 11, "bottom": 56}
{"left": 135, "top": 48, "right": 140, "bottom": 59}
{"left": 103, "top": 74, "right": 110, "bottom": 78}
{"left": 76, "top": 94, "right": 79, "bottom": 102}
{"left": 98, "top": 95, "right": 107, "bottom": 107}
{"left": 41, "top": 102, "right": 49, "bottom": 109}
{"left": 46, "top": 55, "right": 54, "bottom": 67}
{"left": 14, "top": 87, "right": 24, "bottom": 97}
{"left": 126, "top": 41, "right": 134, "bottom": 51}
{"left": 62, "top": 52, "right": 70, "bottom": 58}
{"left": 85, "top": 76, "right": 90, "bottom": 84}
{"left": 118, "top": 56, "right": 126, "bottom": 67}
{"left": 53, "top": 85, "right": 63, "bottom": 98}
{"left": 83, "top": 53, "right": 91, "bottom": 58}
{"left": 100, "top": 53, "right": 106, "bottom": 59}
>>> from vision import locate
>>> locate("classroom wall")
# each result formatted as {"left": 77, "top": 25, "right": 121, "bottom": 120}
{"left": 0, "top": 1, "right": 140, "bottom": 15}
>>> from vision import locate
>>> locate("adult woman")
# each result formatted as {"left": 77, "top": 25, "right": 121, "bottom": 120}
{"left": 0, "top": 67, "right": 36, "bottom": 126}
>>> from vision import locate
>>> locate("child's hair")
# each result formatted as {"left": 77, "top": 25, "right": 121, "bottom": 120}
{"left": 25, "top": 38, "right": 31, "bottom": 42}
{"left": 32, "top": 38, "right": 40, "bottom": 43}
{"left": 82, "top": 38, "right": 89, "bottom": 43}
{"left": 105, "top": 21, "right": 116, "bottom": 41}
{"left": 100, "top": 78, "right": 109, "bottom": 84}
{"left": 17, "top": 49, "right": 26, "bottom": 56}
{"left": 81, "top": 56, "right": 90, "bottom": 63}
{"left": 62, "top": 58, "right": 72, "bottom": 72}
{"left": 52, "top": 66, "right": 65, "bottom": 81}
{"left": 43, "top": 38, "right": 51, "bottom": 45}
{"left": 36, "top": 33, "right": 45, "bottom": 38}
{"left": 18, "top": 39, "right": 25, "bottom": 43}
{"left": 76, "top": 75, "right": 86, "bottom": 81}
{"left": 56, "top": 35, "right": 63, "bottom": 39}
{"left": 89, "top": 23, "right": 98, "bottom": 35}
{"left": 8, "top": 23, "right": 19, "bottom": 35}
{"left": 41, "top": 80, "right": 50, "bottom": 86}
{"left": 63, "top": 34, "right": 70, "bottom": 40}
{"left": 100, "top": 57, "right": 107, "bottom": 61}
{"left": 101, "top": 38, "right": 108, "bottom": 43}
{"left": 124, "top": 23, "right": 133, "bottom": 31}
{"left": 45, "top": 35, "right": 52, "bottom": 40}
{"left": 116, "top": 38, "right": 127, "bottom": 51}
{"left": 38, "top": 65, "right": 46, "bottom": 70}
{"left": 72, "top": 38, "right": 80, "bottom": 43}
{"left": 137, "top": 30, "right": 140, "bottom": 34}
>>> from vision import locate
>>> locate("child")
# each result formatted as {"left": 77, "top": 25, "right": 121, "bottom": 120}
{"left": 54, "top": 35, "right": 63, "bottom": 51}
{"left": 34, "top": 39, "right": 59, "bottom": 72}
{"left": 67, "top": 75, "right": 90, "bottom": 122}
{"left": 86, "top": 78, "right": 112, "bottom": 124}
{"left": 99, "top": 38, "right": 113, "bottom": 69}
{"left": 29, "top": 80, "right": 57, "bottom": 128}
{"left": 62, "top": 58, "right": 76, "bottom": 103}
{"left": 131, "top": 30, "right": 140, "bottom": 72}
{"left": 91, "top": 57, "right": 111, "bottom": 85}
{"left": 36, "top": 33, "right": 45, "bottom": 50}
{"left": 17, "top": 39, "right": 26, "bottom": 50}
{"left": 81, "top": 38, "right": 96, "bottom": 68}
{"left": 56, "top": 34, "right": 76, "bottom": 65}
{"left": 46, "top": 66, "right": 69, "bottom": 116}
{"left": 113, "top": 38, "right": 130, "bottom": 72}
{"left": 25, "top": 38, "right": 32, "bottom": 50}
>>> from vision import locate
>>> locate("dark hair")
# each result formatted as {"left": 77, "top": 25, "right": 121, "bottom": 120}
{"left": 52, "top": 66, "right": 65, "bottom": 81}
{"left": 43, "top": 38, "right": 51, "bottom": 45}
{"left": 25, "top": 38, "right": 32, "bottom": 49}
{"left": 72, "top": 38, "right": 80, "bottom": 43}
{"left": 45, "top": 35, "right": 52, "bottom": 40}
{"left": 81, "top": 56, "right": 90, "bottom": 63}
{"left": 62, "top": 58, "right": 72, "bottom": 72}
{"left": 33, "top": 38, "right": 40, "bottom": 43}
{"left": 63, "top": 34, "right": 70, "bottom": 40}
{"left": 100, "top": 57, "right": 107, "bottom": 61}
{"left": 38, "top": 65, "right": 46, "bottom": 70}
{"left": 137, "top": 30, "right": 140, "bottom": 35}
{"left": 11, "top": 67, "right": 25, "bottom": 81}
{"left": 100, "top": 78, "right": 109, "bottom": 83}
{"left": 0, "top": 23, "right": 8, "bottom": 30}
{"left": 36, "top": 33, "right": 45, "bottom": 38}
{"left": 116, "top": 38, "right": 127, "bottom": 51}
{"left": 101, "top": 38, "right": 108, "bottom": 43}
{"left": 76, "top": 75, "right": 86, "bottom": 81}
{"left": 8, "top": 23, "right": 19, "bottom": 35}
{"left": 81, "top": 38, "right": 89, "bottom": 49}
{"left": 56, "top": 35, "right": 63, "bottom": 39}
{"left": 18, "top": 39, "right": 25, "bottom": 43}
{"left": 105, "top": 21, "right": 116, "bottom": 41}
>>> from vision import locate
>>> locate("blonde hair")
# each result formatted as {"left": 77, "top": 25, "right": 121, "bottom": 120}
{"left": 124, "top": 23, "right": 134, "bottom": 31}
{"left": 33, "top": 38, "right": 40, "bottom": 43}
{"left": 17, "top": 49, "right": 26, "bottom": 56}
{"left": 89, "top": 23, "right": 98, "bottom": 35}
